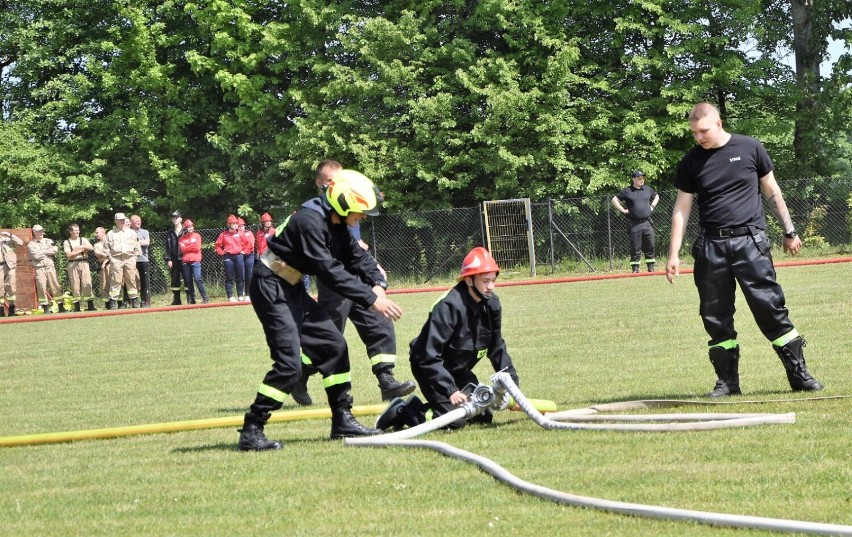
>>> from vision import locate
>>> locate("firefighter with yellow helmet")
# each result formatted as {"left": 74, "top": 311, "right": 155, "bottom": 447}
{"left": 238, "top": 169, "right": 403, "bottom": 451}
{"left": 376, "top": 246, "right": 521, "bottom": 432}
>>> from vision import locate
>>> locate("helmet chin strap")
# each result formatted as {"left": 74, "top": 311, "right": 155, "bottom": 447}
{"left": 466, "top": 277, "right": 492, "bottom": 302}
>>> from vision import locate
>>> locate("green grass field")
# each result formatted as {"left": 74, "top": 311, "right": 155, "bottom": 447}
{"left": 1, "top": 262, "right": 850, "bottom": 536}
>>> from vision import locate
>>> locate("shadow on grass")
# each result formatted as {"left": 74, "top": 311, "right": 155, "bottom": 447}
{"left": 564, "top": 387, "right": 837, "bottom": 408}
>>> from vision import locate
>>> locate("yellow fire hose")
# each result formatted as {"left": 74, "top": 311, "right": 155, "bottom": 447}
{"left": 0, "top": 398, "right": 558, "bottom": 448}
{"left": 0, "top": 405, "right": 385, "bottom": 448}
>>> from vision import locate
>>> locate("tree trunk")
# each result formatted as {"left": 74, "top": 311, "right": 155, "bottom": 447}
{"left": 791, "top": 0, "right": 822, "bottom": 179}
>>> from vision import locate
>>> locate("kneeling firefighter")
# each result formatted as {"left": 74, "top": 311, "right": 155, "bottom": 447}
{"left": 238, "top": 169, "right": 404, "bottom": 451}
{"left": 377, "top": 247, "right": 521, "bottom": 432}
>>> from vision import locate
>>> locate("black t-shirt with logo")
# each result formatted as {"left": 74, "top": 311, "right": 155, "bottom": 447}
{"left": 616, "top": 185, "right": 657, "bottom": 221}
{"left": 675, "top": 133, "right": 774, "bottom": 229}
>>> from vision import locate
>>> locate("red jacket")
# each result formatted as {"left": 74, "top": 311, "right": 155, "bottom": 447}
{"left": 215, "top": 230, "right": 243, "bottom": 255}
{"left": 256, "top": 225, "right": 276, "bottom": 254}
{"left": 178, "top": 232, "right": 203, "bottom": 263}
{"left": 240, "top": 230, "right": 255, "bottom": 255}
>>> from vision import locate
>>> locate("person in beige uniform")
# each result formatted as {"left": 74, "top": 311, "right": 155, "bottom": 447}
{"left": 27, "top": 224, "right": 66, "bottom": 314}
{"left": 1, "top": 229, "right": 25, "bottom": 317}
{"left": 63, "top": 223, "right": 96, "bottom": 312}
{"left": 92, "top": 227, "right": 111, "bottom": 305}
{"left": 105, "top": 213, "right": 141, "bottom": 309}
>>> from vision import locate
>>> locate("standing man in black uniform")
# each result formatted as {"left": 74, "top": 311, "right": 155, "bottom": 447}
{"left": 238, "top": 169, "right": 404, "bottom": 451}
{"left": 612, "top": 170, "right": 659, "bottom": 272}
{"left": 291, "top": 160, "right": 415, "bottom": 406}
{"left": 376, "top": 247, "right": 520, "bottom": 432}
{"left": 163, "top": 210, "right": 186, "bottom": 305}
{"left": 667, "top": 102, "right": 823, "bottom": 397}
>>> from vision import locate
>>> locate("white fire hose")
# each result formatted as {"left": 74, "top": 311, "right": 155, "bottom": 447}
{"left": 345, "top": 373, "right": 852, "bottom": 536}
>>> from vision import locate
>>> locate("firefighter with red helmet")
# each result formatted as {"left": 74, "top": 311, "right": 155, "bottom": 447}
{"left": 376, "top": 246, "right": 521, "bottom": 432}
{"left": 238, "top": 169, "right": 403, "bottom": 451}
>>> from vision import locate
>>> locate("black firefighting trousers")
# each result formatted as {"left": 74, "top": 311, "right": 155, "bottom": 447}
{"left": 316, "top": 278, "right": 397, "bottom": 374}
{"left": 691, "top": 229, "right": 794, "bottom": 346}
{"left": 248, "top": 263, "right": 352, "bottom": 415}
{"left": 629, "top": 219, "right": 656, "bottom": 264}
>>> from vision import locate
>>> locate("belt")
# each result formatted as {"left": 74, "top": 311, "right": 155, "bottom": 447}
{"left": 68, "top": 259, "right": 88, "bottom": 263}
{"left": 259, "top": 250, "right": 303, "bottom": 286}
{"left": 704, "top": 226, "right": 752, "bottom": 238}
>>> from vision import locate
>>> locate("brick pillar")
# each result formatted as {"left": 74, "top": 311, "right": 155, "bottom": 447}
{"left": 12, "top": 229, "right": 37, "bottom": 311}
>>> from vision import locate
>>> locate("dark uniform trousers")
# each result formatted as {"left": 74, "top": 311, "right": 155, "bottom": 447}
{"left": 629, "top": 219, "right": 655, "bottom": 265}
{"left": 410, "top": 360, "right": 479, "bottom": 425}
{"left": 315, "top": 278, "right": 397, "bottom": 374}
{"left": 249, "top": 263, "right": 353, "bottom": 415}
{"left": 692, "top": 229, "right": 794, "bottom": 345}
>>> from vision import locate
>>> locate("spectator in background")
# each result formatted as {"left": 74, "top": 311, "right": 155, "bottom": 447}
{"left": 63, "top": 223, "right": 96, "bottom": 312}
{"left": 27, "top": 224, "right": 66, "bottom": 314}
{"left": 611, "top": 170, "right": 659, "bottom": 273}
{"left": 215, "top": 215, "right": 245, "bottom": 303}
{"left": 105, "top": 212, "right": 141, "bottom": 309}
{"left": 178, "top": 219, "right": 208, "bottom": 304}
{"left": 0, "top": 229, "right": 25, "bottom": 317}
{"left": 93, "top": 226, "right": 111, "bottom": 306}
{"left": 238, "top": 217, "right": 255, "bottom": 301}
{"left": 130, "top": 214, "right": 151, "bottom": 307}
{"left": 164, "top": 210, "right": 186, "bottom": 305}
{"left": 256, "top": 212, "right": 275, "bottom": 256}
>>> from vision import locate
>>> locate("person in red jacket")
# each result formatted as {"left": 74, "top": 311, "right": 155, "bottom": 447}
{"left": 238, "top": 217, "right": 255, "bottom": 301}
{"left": 256, "top": 213, "right": 275, "bottom": 255}
{"left": 215, "top": 215, "right": 245, "bottom": 302}
{"left": 177, "top": 219, "right": 208, "bottom": 304}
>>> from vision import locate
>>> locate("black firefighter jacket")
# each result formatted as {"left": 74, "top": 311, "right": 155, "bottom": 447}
{"left": 409, "top": 281, "right": 519, "bottom": 400}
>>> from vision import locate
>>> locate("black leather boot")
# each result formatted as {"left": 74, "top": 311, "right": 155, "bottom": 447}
{"left": 170, "top": 291, "right": 182, "bottom": 306}
{"left": 647, "top": 262, "right": 655, "bottom": 272}
{"left": 631, "top": 265, "right": 640, "bottom": 273}
{"left": 106, "top": 298, "right": 116, "bottom": 310}
{"left": 42, "top": 304, "right": 51, "bottom": 314}
{"left": 58, "top": 302, "right": 67, "bottom": 313}
{"left": 331, "top": 403, "right": 381, "bottom": 439}
{"left": 774, "top": 337, "right": 824, "bottom": 391}
{"left": 237, "top": 412, "right": 282, "bottom": 451}
{"left": 130, "top": 297, "right": 140, "bottom": 308}
{"left": 376, "top": 395, "right": 425, "bottom": 431}
{"left": 290, "top": 372, "right": 312, "bottom": 406}
{"left": 7, "top": 304, "right": 13, "bottom": 316}
{"left": 87, "top": 300, "right": 97, "bottom": 311}
{"left": 74, "top": 301, "right": 82, "bottom": 312}
{"left": 376, "top": 370, "right": 416, "bottom": 401}
{"left": 707, "top": 346, "right": 741, "bottom": 397}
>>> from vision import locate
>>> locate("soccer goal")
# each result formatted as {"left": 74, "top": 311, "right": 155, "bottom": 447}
{"left": 482, "top": 198, "right": 536, "bottom": 276}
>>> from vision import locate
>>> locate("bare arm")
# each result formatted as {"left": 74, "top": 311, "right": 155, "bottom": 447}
{"left": 666, "top": 190, "right": 694, "bottom": 283}
{"left": 611, "top": 196, "right": 628, "bottom": 215}
{"left": 759, "top": 171, "right": 801, "bottom": 255}
{"left": 651, "top": 193, "right": 660, "bottom": 210}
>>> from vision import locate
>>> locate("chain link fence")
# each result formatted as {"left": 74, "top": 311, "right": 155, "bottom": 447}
{"left": 49, "top": 178, "right": 851, "bottom": 297}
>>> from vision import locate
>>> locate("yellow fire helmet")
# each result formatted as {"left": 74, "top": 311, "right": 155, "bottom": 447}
{"left": 326, "top": 169, "right": 383, "bottom": 217}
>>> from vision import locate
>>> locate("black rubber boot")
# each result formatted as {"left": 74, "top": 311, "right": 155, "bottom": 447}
{"left": 87, "top": 300, "right": 97, "bottom": 311}
{"left": 290, "top": 372, "right": 312, "bottom": 406}
{"left": 376, "top": 370, "right": 416, "bottom": 401}
{"left": 331, "top": 405, "right": 381, "bottom": 439}
{"left": 707, "top": 346, "right": 742, "bottom": 398}
{"left": 774, "top": 337, "right": 824, "bottom": 392}
{"left": 74, "top": 301, "right": 82, "bottom": 312}
{"left": 647, "top": 262, "right": 655, "bottom": 272}
{"left": 58, "top": 303, "right": 67, "bottom": 313}
{"left": 106, "top": 298, "right": 116, "bottom": 310}
{"left": 130, "top": 297, "right": 140, "bottom": 308}
{"left": 42, "top": 304, "right": 51, "bottom": 314}
{"left": 0, "top": 307, "right": 4, "bottom": 317}
{"left": 7, "top": 304, "right": 13, "bottom": 316}
{"left": 631, "top": 265, "right": 640, "bottom": 273}
{"left": 237, "top": 412, "right": 282, "bottom": 451}
{"left": 170, "top": 291, "right": 182, "bottom": 306}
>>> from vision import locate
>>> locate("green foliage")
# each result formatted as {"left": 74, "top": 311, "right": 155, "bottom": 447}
{"left": 1, "top": 0, "right": 850, "bottom": 230}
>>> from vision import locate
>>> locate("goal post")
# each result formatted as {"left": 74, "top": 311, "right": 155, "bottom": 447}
{"left": 482, "top": 198, "right": 536, "bottom": 277}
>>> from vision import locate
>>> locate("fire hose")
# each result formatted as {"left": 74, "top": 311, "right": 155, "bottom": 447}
{"left": 346, "top": 373, "right": 852, "bottom": 536}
